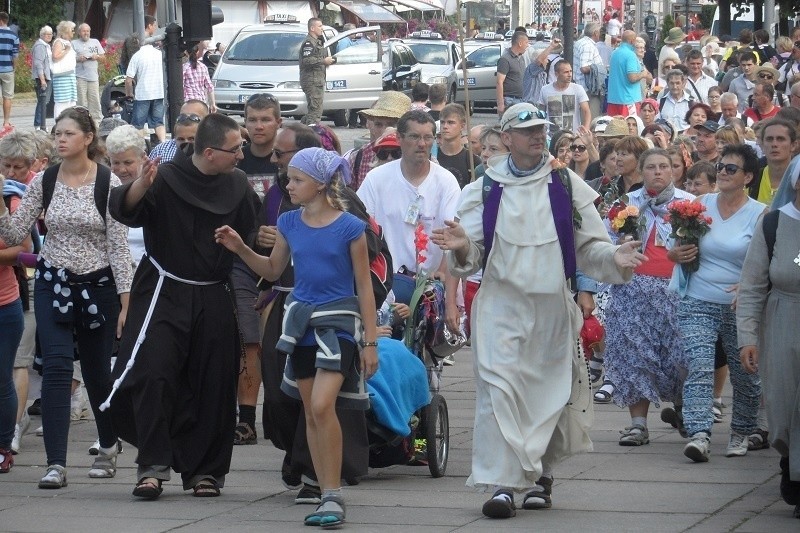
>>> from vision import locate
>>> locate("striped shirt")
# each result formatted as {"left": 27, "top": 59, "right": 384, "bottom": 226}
{"left": 0, "top": 27, "right": 19, "bottom": 73}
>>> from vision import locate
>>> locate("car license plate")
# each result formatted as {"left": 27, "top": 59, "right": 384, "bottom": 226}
{"left": 458, "top": 78, "right": 476, "bottom": 87}
{"left": 239, "top": 94, "right": 250, "bottom": 103}
{"left": 326, "top": 80, "right": 347, "bottom": 90}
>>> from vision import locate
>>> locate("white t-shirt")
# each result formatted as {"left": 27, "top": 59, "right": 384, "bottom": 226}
{"left": 126, "top": 44, "right": 164, "bottom": 100}
{"left": 357, "top": 160, "right": 461, "bottom": 273}
{"left": 538, "top": 82, "right": 589, "bottom": 132}
{"left": 607, "top": 18, "right": 623, "bottom": 37}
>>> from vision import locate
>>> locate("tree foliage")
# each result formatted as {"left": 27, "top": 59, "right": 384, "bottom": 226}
{"left": 11, "top": 0, "right": 65, "bottom": 41}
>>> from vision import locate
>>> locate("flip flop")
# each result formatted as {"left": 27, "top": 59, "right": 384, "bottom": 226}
{"left": 132, "top": 478, "right": 163, "bottom": 500}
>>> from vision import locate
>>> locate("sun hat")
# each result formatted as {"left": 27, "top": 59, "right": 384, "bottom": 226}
{"left": 359, "top": 91, "right": 412, "bottom": 119}
{"left": 664, "top": 27, "right": 687, "bottom": 45}
{"left": 755, "top": 64, "right": 780, "bottom": 79}
{"left": 591, "top": 115, "right": 613, "bottom": 133}
{"left": 596, "top": 117, "right": 629, "bottom": 137}
{"left": 499, "top": 103, "right": 550, "bottom": 132}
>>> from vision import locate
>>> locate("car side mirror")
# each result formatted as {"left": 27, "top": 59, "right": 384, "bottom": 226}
{"left": 465, "top": 60, "right": 475, "bottom": 68}
{"left": 397, "top": 65, "right": 411, "bottom": 72}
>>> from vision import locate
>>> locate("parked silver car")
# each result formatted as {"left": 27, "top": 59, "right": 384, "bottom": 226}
{"left": 213, "top": 17, "right": 399, "bottom": 126}
{"left": 401, "top": 30, "right": 461, "bottom": 102}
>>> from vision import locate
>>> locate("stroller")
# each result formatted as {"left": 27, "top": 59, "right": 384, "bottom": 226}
{"left": 365, "top": 279, "right": 463, "bottom": 478}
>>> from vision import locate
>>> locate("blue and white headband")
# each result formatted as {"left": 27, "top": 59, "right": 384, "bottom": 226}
{"left": 288, "top": 147, "right": 352, "bottom": 186}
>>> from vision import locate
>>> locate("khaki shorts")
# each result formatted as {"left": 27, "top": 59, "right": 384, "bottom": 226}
{"left": 0, "top": 71, "right": 15, "bottom": 99}
{"left": 13, "top": 309, "right": 35, "bottom": 368}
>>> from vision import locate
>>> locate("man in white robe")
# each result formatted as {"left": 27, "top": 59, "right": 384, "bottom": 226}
{"left": 432, "top": 103, "right": 645, "bottom": 518}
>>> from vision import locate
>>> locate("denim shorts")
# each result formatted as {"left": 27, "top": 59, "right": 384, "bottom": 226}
{"left": 131, "top": 98, "right": 165, "bottom": 129}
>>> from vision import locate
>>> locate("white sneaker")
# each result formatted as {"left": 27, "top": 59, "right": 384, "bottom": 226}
{"left": 35, "top": 425, "right": 43, "bottom": 436}
{"left": 684, "top": 432, "right": 711, "bottom": 463}
{"left": 11, "top": 411, "right": 30, "bottom": 454}
{"left": 89, "top": 438, "right": 123, "bottom": 455}
{"left": 725, "top": 431, "right": 749, "bottom": 457}
{"left": 71, "top": 384, "right": 89, "bottom": 421}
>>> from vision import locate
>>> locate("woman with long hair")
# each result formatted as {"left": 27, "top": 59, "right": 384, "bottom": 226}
{"left": 0, "top": 107, "right": 132, "bottom": 487}
{"left": 182, "top": 43, "right": 216, "bottom": 113}
{"left": 51, "top": 21, "right": 78, "bottom": 118}
{"left": 568, "top": 128, "right": 600, "bottom": 179}
{"left": 707, "top": 86, "right": 723, "bottom": 116}
{"left": 216, "top": 148, "right": 377, "bottom": 528}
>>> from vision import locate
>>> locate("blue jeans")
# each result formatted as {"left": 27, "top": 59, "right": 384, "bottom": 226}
{"left": 34, "top": 78, "right": 52, "bottom": 130}
{"left": 678, "top": 296, "right": 761, "bottom": 437}
{"left": 131, "top": 98, "right": 164, "bottom": 129}
{"left": 0, "top": 298, "right": 24, "bottom": 449}
{"left": 35, "top": 281, "right": 119, "bottom": 466}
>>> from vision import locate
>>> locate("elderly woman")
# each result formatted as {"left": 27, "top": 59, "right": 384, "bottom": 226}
{"left": 106, "top": 124, "right": 148, "bottom": 267}
{"left": 591, "top": 136, "right": 649, "bottom": 403}
{"left": 32, "top": 25, "right": 54, "bottom": 132}
{"left": 671, "top": 144, "right": 765, "bottom": 463}
{"left": 51, "top": 21, "right": 78, "bottom": 118}
{"left": 0, "top": 107, "right": 132, "bottom": 487}
{"left": 640, "top": 98, "right": 659, "bottom": 128}
{"left": 738, "top": 161, "right": 800, "bottom": 519}
{"left": 685, "top": 103, "right": 716, "bottom": 134}
{"left": 603, "top": 148, "right": 693, "bottom": 445}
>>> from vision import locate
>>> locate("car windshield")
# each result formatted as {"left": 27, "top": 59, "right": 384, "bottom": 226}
{"left": 406, "top": 43, "right": 448, "bottom": 65}
{"left": 333, "top": 42, "right": 379, "bottom": 64}
{"left": 225, "top": 32, "right": 305, "bottom": 61}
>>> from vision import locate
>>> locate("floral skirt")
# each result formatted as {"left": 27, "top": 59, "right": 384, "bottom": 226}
{"left": 603, "top": 274, "right": 686, "bottom": 408}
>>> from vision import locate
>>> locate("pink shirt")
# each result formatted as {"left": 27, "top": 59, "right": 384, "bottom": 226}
{"left": 0, "top": 196, "right": 22, "bottom": 305}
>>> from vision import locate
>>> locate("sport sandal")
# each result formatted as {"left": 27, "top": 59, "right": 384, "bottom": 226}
{"left": 132, "top": 477, "right": 163, "bottom": 500}
{"left": 522, "top": 476, "right": 553, "bottom": 510}
{"left": 38, "top": 465, "right": 68, "bottom": 489}
{"left": 304, "top": 494, "right": 346, "bottom": 528}
{"left": 481, "top": 488, "right": 516, "bottom": 518}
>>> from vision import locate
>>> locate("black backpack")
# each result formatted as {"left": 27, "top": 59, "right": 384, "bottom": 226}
{"left": 41, "top": 163, "right": 111, "bottom": 224}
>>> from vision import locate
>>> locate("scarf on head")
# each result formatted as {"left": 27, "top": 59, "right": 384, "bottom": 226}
{"left": 773, "top": 153, "right": 800, "bottom": 219}
{"left": 288, "top": 147, "right": 352, "bottom": 185}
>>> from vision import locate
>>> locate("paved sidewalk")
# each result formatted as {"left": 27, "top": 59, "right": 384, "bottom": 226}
{"left": 1, "top": 348, "right": 796, "bottom": 532}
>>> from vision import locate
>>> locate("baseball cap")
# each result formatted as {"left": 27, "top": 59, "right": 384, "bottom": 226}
{"left": 374, "top": 132, "right": 399, "bottom": 150}
{"left": 695, "top": 120, "right": 720, "bottom": 134}
{"left": 499, "top": 103, "right": 550, "bottom": 132}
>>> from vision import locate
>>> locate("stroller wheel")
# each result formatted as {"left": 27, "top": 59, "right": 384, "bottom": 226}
{"left": 424, "top": 393, "right": 449, "bottom": 478}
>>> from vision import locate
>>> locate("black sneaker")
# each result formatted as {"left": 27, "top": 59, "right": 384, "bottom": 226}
{"left": 27, "top": 398, "right": 41, "bottom": 416}
{"left": 282, "top": 471, "right": 302, "bottom": 490}
{"left": 295, "top": 483, "right": 322, "bottom": 504}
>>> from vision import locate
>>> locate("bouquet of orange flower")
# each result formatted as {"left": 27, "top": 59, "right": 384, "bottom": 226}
{"left": 607, "top": 196, "right": 642, "bottom": 240}
{"left": 666, "top": 199, "right": 712, "bottom": 274}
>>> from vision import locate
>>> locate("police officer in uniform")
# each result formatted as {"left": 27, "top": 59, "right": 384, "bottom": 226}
{"left": 299, "top": 17, "right": 336, "bottom": 125}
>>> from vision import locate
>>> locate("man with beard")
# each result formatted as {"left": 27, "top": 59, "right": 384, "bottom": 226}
{"left": 105, "top": 113, "right": 260, "bottom": 499}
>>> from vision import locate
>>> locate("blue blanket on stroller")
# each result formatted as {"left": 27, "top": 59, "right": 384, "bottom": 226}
{"left": 367, "top": 338, "right": 430, "bottom": 437}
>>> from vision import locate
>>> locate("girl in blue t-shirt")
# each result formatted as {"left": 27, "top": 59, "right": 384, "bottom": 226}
{"left": 215, "top": 148, "right": 377, "bottom": 528}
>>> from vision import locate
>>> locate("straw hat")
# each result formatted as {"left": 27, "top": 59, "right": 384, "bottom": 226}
{"left": 664, "top": 27, "right": 687, "bottom": 45}
{"left": 359, "top": 91, "right": 412, "bottom": 119}
{"left": 596, "top": 118, "right": 629, "bottom": 137}
{"left": 755, "top": 64, "right": 780, "bottom": 80}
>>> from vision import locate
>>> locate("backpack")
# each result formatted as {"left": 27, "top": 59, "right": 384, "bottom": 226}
{"left": 481, "top": 167, "right": 577, "bottom": 285}
{"left": 41, "top": 163, "right": 112, "bottom": 224}
{"left": 763, "top": 209, "right": 780, "bottom": 263}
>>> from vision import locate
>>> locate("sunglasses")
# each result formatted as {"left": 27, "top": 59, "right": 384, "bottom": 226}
{"left": 376, "top": 148, "right": 401, "bottom": 161}
{"left": 758, "top": 73, "right": 774, "bottom": 80}
{"left": 247, "top": 93, "right": 279, "bottom": 104}
{"left": 716, "top": 162, "right": 742, "bottom": 174}
{"left": 271, "top": 147, "right": 298, "bottom": 158}
{"left": 210, "top": 142, "right": 245, "bottom": 154}
{"left": 176, "top": 113, "right": 201, "bottom": 124}
{"left": 569, "top": 144, "right": 587, "bottom": 153}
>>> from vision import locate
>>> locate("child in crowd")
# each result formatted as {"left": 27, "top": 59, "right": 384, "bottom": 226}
{"left": 215, "top": 148, "right": 378, "bottom": 528}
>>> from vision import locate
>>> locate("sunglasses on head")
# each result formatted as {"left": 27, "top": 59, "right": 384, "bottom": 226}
{"left": 247, "top": 93, "right": 279, "bottom": 104}
{"left": 376, "top": 148, "right": 401, "bottom": 161}
{"left": 569, "top": 144, "right": 587, "bottom": 153}
{"left": 176, "top": 113, "right": 201, "bottom": 124}
{"left": 716, "top": 162, "right": 742, "bottom": 174}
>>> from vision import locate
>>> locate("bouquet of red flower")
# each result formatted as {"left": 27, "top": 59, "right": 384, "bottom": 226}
{"left": 607, "top": 196, "right": 642, "bottom": 241}
{"left": 666, "top": 199, "right": 713, "bottom": 274}
{"left": 404, "top": 223, "right": 430, "bottom": 346}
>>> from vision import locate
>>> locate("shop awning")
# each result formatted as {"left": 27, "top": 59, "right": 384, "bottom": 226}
{"left": 328, "top": 0, "right": 406, "bottom": 24}
{"left": 378, "top": 0, "right": 444, "bottom": 12}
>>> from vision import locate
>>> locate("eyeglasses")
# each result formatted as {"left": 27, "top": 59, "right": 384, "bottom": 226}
{"left": 376, "top": 148, "right": 401, "bottom": 160}
{"left": 758, "top": 73, "right": 775, "bottom": 80}
{"left": 402, "top": 133, "right": 435, "bottom": 143}
{"left": 570, "top": 144, "right": 587, "bottom": 153}
{"left": 716, "top": 162, "right": 742, "bottom": 174}
{"left": 210, "top": 142, "right": 244, "bottom": 154}
{"left": 176, "top": 113, "right": 201, "bottom": 124}
{"left": 271, "top": 147, "right": 298, "bottom": 158}
{"left": 708, "top": 94, "right": 721, "bottom": 99}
